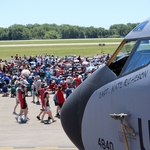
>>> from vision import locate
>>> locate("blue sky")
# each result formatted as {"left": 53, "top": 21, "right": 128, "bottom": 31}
{"left": 0, "top": 0, "right": 150, "bottom": 29}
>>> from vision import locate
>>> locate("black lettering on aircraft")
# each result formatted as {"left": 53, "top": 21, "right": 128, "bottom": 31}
{"left": 124, "top": 71, "right": 148, "bottom": 87}
{"left": 148, "top": 120, "right": 150, "bottom": 148}
{"left": 99, "top": 88, "right": 109, "bottom": 99}
{"left": 99, "top": 70, "right": 148, "bottom": 99}
{"left": 98, "top": 118, "right": 150, "bottom": 150}
{"left": 111, "top": 81, "right": 123, "bottom": 93}
{"left": 138, "top": 118, "right": 146, "bottom": 150}
{"left": 98, "top": 137, "right": 114, "bottom": 150}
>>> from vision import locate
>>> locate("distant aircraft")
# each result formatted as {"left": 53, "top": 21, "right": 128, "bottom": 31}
{"left": 61, "top": 17, "right": 150, "bottom": 150}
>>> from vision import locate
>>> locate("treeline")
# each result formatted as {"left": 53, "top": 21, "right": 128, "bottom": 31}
{"left": 0, "top": 23, "right": 139, "bottom": 40}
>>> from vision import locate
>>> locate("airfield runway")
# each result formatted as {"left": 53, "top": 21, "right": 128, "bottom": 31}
{"left": 0, "top": 42, "right": 120, "bottom": 47}
{"left": 0, "top": 93, "right": 78, "bottom": 150}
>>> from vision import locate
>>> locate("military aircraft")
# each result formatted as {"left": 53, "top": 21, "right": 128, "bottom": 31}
{"left": 61, "top": 17, "right": 150, "bottom": 150}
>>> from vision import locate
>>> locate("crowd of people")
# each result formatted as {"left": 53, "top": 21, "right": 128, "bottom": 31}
{"left": 0, "top": 53, "right": 111, "bottom": 123}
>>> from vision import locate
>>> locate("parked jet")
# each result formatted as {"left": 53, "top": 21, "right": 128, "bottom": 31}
{"left": 61, "top": 17, "right": 150, "bottom": 150}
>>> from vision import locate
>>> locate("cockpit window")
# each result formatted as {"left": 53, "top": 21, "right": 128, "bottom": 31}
{"left": 122, "top": 39, "right": 150, "bottom": 74}
{"left": 115, "top": 41, "right": 136, "bottom": 61}
{"left": 109, "top": 41, "right": 136, "bottom": 76}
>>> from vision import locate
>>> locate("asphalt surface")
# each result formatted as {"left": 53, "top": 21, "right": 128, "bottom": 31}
{"left": 0, "top": 92, "right": 78, "bottom": 150}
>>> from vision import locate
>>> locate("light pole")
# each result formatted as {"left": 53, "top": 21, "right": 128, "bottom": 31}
{"left": 99, "top": 43, "right": 105, "bottom": 54}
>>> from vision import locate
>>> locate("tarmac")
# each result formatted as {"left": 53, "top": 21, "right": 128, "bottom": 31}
{"left": 0, "top": 42, "right": 120, "bottom": 47}
{"left": 0, "top": 92, "right": 78, "bottom": 150}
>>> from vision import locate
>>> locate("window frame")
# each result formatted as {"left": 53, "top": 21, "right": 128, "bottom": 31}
{"left": 120, "top": 37, "right": 150, "bottom": 76}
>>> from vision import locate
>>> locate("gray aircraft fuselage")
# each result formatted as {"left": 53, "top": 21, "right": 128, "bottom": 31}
{"left": 61, "top": 17, "right": 150, "bottom": 150}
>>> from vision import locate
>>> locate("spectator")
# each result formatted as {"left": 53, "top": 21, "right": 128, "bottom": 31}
{"left": 36, "top": 85, "right": 47, "bottom": 121}
{"left": 56, "top": 85, "right": 65, "bottom": 118}
{"left": 2, "top": 83, "right": 8, "bottom": 97}
{"left": 15, "top": 84, "right": 28, "bottom": 122}
{"left": 40, "top": 91, "right": 56, "bottom": 123}
{"left": 65, "top": 83, "right": 72, "bottom": 99}
{"left": 13, "top": 82, "right": 21, "bottom": 114}
{"left": 45, "top": 68, "right": 51, "bottom": 85}
{"left": 35, "top": 76, "right": 41, "bottom": 105}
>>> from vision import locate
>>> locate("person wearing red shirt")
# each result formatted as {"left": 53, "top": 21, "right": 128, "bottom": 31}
{"left": 15, "top": 84, "right": 28, "bottom": 122}
{"left": 59, "top": 66, "right": 65, "bottom": 75}
{"left": 60, "top": 80, "right": 67, "bottom": 92}
{"left": 36, "top": 85, "right": 47, "bottom": 120}
{"left": 76, "top": 75, "right": 81, "bottom": 87}
{"left": 40, "top": 86, "right": 45, "bottom": 108}
{"left": 49, "top": 80, "right": 57, "bottom": 94}
{"left": 56, "top": 85, "right": 65, "bottom": 117}
{"left": 14, "top": 54, "right": 19, "bottom": 60}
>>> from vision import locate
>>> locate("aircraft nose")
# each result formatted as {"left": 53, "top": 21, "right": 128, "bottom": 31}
{"left": 61, "top": 80, "right": 101, "bottom": 150}
{"left": 61, "top": 66, "right": 117, "bottom": 150}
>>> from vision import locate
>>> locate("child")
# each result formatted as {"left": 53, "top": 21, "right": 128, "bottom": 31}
{"left": 40, "top": 92, "right": 56, "bottom": 123}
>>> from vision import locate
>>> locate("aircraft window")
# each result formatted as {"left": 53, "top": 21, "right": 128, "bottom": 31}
{"left": 116, "top": 41, "right": 136, "bottom": 60}
{"left": 109, "top": 41, "right": 136, "bottom": 76}
{"left": 133, "top": 21, "right": 148, "bottom": 32}
{"left": 123, "top": 40, "right": 150, "bottom": 74}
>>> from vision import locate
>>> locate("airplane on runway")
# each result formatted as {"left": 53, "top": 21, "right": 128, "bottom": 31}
{"left": 61, "top": 17, "right": 150, "bottom": 150}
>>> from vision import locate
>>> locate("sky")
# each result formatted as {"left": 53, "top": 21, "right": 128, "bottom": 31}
{"left": 0, "top": 0, "right": 150, "bottom": 29}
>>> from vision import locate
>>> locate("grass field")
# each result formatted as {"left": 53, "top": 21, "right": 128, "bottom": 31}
{"left": 0, "top": 39, "right": 121, "bottom": 60}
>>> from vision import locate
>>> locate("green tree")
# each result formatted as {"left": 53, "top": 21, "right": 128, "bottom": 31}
{"left": 8, "top": 24, "right": 31, "bottom": 40}
{"left": 0, "top": 28, "right": 9, "bottom": 40}
{"left": 44, "top": 30, "right": 60, "bottom": 39}
{"left": 69, "top": 26, "right": 79, "bottom": 38}
{"left": 0, "top": 22, "right": 140, "bottom": 40}
{"left": 85, "top": 26, "right": 98, "bottom": 38}
{"left": 78, "top": 30, "right": 85, "bottom": 38}
{"left": 61, "top": 25, "right": 71, "bottom": 39}
{"left": 97, "top": 27, "right": 106, "bottom": 38}
{"left": 31, "top": 26, "right": 45, "bottom": 39}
